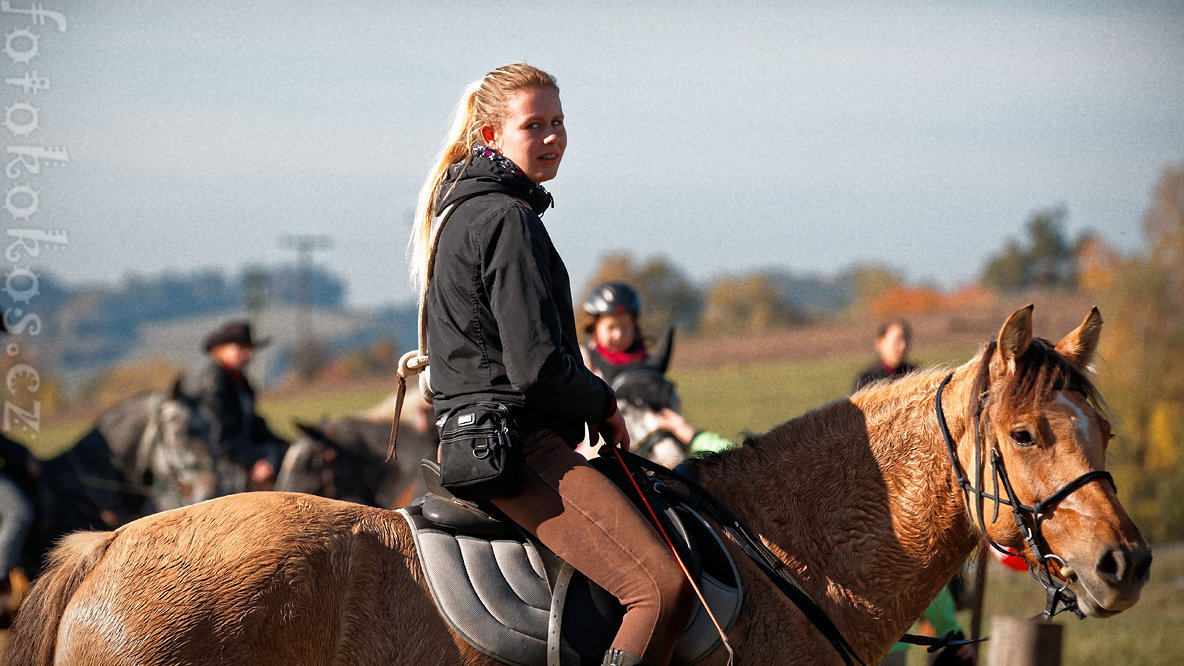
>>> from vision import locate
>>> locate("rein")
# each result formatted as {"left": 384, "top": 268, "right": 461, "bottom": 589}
{"left": 607, "top": 446, "right": 736, "bottom": 666}
{"left": 934, "top": 372, "right": 1116, "bottom": 619}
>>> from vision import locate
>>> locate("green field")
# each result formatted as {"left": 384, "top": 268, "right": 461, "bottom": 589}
{"left": 667, "top": 344, "right": 977, "bottom": 442}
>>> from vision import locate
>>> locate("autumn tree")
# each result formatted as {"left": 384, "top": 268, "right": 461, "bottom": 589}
{"left": 697, "top": 273, "right": 804, "bottom": 337}
{"left": 1074, "top": 233, "right": 1122, "bottom": 293}
{"left": 1096, "top": 163, "right": 1184, "bottom": 542}
{"left": 844, "top": 263, "right": 905, "bottom": 314}
{"left": 982, "top": 207, "right": 1080, "bottom": 294}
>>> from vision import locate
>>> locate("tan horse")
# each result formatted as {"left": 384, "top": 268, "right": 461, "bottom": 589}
{"left": 5, "top": 306, "right": 1150, "bottom": 665}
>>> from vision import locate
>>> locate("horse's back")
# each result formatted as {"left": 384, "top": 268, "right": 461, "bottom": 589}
{"left": 12, "top": 493, "right": 477, "bottom": 665}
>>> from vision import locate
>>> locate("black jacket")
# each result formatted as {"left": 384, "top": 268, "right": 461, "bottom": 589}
{"left": 0, "top": 433, "right": 36, "bottom": 500}
{"left": 188, "top": 362, "right": 284, "bottom": 469}
{"left": 852, "top": 361, "right": 917, "bottom": 393}
{"left": 427, "top": 149, "right": 615, "bottom": 443}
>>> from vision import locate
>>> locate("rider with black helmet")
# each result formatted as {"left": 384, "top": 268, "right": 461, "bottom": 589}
{"left": 580, "top": 281, "right": 649, "bottom": 384}
{"left": 583, "top": 282, "right": 738, "bottom": 458}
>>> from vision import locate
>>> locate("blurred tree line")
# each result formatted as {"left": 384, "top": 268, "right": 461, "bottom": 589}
{"left": 578, "top": 204, "right": 1095, "bottom": 341}
{"left": 23, "top": 264, "right": 346, "bottom": 368}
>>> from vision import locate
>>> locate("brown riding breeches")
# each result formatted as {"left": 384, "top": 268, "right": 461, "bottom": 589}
{"left": 491, "top": 428, "right": 693, "bottom": 664}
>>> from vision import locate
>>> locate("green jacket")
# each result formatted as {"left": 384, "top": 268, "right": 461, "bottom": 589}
{"left": 887, "top": 585, "right": 960, "bottom": 654}
{"left": 689, "top": 431, "right": 736, "bottom": 455}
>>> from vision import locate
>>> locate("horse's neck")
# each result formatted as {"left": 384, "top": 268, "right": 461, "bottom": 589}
{"left": 695, "top": 369, "right": 978, "bottom": 652}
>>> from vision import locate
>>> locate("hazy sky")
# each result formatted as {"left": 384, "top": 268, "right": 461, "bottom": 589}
{"left": 11, "top": 1, "right": 1184, "bottom": 308}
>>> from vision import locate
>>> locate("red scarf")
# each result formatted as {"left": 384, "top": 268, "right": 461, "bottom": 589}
{"left": 594, "top": 342, "right": 648, "bottom": 367}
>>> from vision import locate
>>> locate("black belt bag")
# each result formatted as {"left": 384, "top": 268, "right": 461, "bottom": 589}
{"left": 438, "top": 401, "right": 523, "bottom": 501}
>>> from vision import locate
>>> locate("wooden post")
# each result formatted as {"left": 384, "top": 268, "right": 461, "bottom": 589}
{"left": 985, "top": 616, "right": 1063, "bottom": 666}
{"left": 970, "top": 544, "right": 990, "bottom": 639}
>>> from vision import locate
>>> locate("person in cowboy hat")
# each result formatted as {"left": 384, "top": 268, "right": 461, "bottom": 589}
{"left": 188, "top": 320, "right": 287, "bottom": 492}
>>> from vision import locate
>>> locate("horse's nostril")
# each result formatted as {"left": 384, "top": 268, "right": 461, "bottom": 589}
{"left": 1096, "top": 544, "right": 1154, "bottom": 586}
{"left": 1096, "top": 549, "right": 1120, "bottom": 581}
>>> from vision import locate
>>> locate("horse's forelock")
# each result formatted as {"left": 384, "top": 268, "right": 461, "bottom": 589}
{"left": 978, "top": 337, "right": 1106, "bottom": 425}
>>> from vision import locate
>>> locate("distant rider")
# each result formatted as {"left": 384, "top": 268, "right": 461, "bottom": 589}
{"left": 189, "top": 320, "right": 286, "bottom": 492}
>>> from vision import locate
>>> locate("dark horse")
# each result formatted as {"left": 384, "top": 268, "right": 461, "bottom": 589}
{"left": 22, "top": 382, "right": 216, "bottom": 577}
{"left": 5, "top": 306, "right": 1151, "bottom": 664}
{"left": 274, "top": 413, "right": 439, "bottom": 509}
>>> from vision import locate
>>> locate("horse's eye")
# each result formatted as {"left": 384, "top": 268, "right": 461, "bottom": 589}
{"left": 1010, "top": 428, "right": 1036, "bottom": 447}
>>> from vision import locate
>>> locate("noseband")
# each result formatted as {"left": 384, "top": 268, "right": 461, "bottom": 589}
{"left": 935, "top": 372, "right": 1116, "bottom": 619}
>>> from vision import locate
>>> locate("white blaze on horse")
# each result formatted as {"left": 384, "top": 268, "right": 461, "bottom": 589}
{"left": 5, "top": 307, "right": 1149, "bottom": 665}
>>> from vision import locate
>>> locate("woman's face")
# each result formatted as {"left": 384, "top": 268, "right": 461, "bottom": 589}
{"left": 875, "top": 323, "right": 909, "bottom": 369}
{"left": 482, "top": 86, "right": 566, "bottom": 183}
{"left": 593, "top": 313, "right": 637, "bottom": 353}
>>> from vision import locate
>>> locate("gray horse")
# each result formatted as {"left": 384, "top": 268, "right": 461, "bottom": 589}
{"left": 580, "top": 328, "right": 687, "bottom": 468}
{"left": 26, "top": 381, "right": 216, "bottom": 575}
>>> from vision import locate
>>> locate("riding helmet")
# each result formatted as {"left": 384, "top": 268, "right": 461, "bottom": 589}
{"left": 583, "top": 282, "right": 642, "bottom": 316}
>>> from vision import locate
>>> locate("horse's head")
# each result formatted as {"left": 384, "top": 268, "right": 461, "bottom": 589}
{"left": 151, "top": 380, "right": 218, "bottom": 509}
{"left": 275, "top": 421, "right": 353, "bottom": 500}
{"left": 947, "top": 305, "right": 1150, "bottom": 618}
{"left": 611, "top": 366, "right": 686, "bottom": 468}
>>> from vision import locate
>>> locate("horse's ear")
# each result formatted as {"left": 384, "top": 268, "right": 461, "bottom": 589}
{"left": 293, "top": 421, "right": 325, "bottom": 440}
{"left": 996, "top": 304, "right": 1035, "bottom": 373}
{"left": 169, "top": 377, "right": 185, "bottom": 401}
{"left": 1055, "top": 307, "right": 1102, "bottom": 370}
{"left": 648, "top": 326, "right": 676, "bottom": 374}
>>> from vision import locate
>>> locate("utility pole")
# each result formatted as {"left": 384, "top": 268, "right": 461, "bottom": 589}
{"left": 278, "top": 234, "right": 333, "bottom": 380}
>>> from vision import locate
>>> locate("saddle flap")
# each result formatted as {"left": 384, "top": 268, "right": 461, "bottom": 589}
{"left": 398, "top": 505, "right": 582, "bottom": 665}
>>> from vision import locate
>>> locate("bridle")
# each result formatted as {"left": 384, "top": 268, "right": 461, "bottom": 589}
{"left": 934, "top": 372, "right": 1116, "bottom": 619}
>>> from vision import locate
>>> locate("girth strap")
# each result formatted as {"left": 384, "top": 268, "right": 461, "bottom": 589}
{"left": 546, "top": 563, "right": 578, "bottom": 666}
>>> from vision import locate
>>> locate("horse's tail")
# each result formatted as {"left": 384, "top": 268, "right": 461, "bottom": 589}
{"left": 5, "top": 530, "right": 118, "bottom": 666}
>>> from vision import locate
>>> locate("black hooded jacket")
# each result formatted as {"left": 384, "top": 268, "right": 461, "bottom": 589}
{"left": 427, "top": 149, "right": 615, "bottom": 443}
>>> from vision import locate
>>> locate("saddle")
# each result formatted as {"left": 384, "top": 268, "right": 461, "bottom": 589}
{"left": 398, "top": 458, "right": 742, "bottom": 666}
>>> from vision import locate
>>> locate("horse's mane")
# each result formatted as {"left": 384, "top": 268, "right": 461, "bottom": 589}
{"left": 98, "top": 390, "right": 161, "bottom": 419}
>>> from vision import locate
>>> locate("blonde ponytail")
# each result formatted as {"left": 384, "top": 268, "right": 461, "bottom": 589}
{"left": 407, "top": 63, "right": 559, "bottom": 289}
{"left": 408, "top": 82, "right": 480, "bottom": 289}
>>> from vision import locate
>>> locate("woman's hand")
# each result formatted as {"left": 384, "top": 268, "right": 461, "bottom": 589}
{"left": 598, "top": 405, "right": 631, "bottom": 453}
